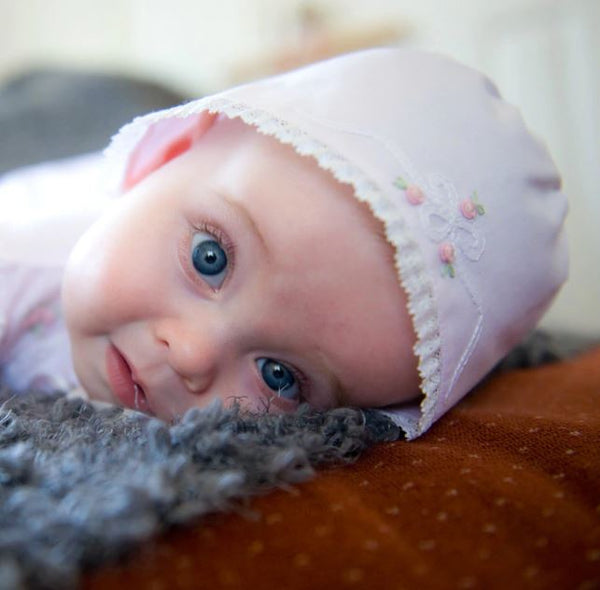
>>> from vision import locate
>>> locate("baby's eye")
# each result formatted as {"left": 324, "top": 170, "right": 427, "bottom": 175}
{"left": 256, "top": 358, "right": 299, "bottom": 400}
{"left": 191, "top": 231, "right": 228, "bottom": 288}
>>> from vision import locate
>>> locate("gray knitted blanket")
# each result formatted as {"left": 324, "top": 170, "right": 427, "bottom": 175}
{"left": 0, "top": 390, "right": 398, "bottom": 589}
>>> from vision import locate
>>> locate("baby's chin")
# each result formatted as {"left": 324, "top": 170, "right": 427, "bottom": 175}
{"left": 79, "top": 379, "right": 117, "bottom": 407}
{"left": 69, "top": 356, "right": 115, "bottom": 408}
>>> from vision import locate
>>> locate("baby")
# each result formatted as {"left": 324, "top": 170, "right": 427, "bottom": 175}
{"left": 0, "top": 49, "right": 568, "bottom": 439}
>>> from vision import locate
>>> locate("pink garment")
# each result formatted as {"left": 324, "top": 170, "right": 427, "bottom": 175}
{"left": 0, "top": 152, "right": 110, "bottom": 393}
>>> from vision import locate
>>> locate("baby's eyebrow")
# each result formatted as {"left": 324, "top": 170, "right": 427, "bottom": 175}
{"left": 216, "top": 190, "right": 269, "bottom": 256}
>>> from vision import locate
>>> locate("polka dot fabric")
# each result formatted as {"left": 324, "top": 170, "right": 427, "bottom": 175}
{"left": 85, "top": 347, "right": 600, "bottom": 590}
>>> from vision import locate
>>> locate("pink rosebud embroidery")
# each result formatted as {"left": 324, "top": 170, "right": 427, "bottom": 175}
{"left": 460, "top": 191, "right": 485, "bottom": 220}
{"left": 405, "top": 184, "right": 425, "bottom": 205}
{"left": 460, "top": 198, "right": 477, "bottom": 219}
{"left": 439, "top": 242, "right": 455, "bottom": 264}
{"left": 393, "top": 177, "right": 425, "bottom": 205}
{"left": 439, "top": 242, "right": 456, "bottom": 278}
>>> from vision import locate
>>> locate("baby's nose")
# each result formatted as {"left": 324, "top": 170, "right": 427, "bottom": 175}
{"left": 154, "top": 319, "right": 220, "bottom": 395}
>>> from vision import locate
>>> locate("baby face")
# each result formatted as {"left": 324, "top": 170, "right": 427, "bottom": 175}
{"left": 62, "top": 117, "right": 419, "bottom": 420}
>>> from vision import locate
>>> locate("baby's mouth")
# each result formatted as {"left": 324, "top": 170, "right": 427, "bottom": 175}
{"left": 105, "top": 344, "right": 152, "bottom": 414}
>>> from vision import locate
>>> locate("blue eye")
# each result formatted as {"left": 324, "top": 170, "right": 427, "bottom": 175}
{"left": 257, "top": 358, "right": 299, "bottom": 400}
{"left": 191, "top": 232, "right": 227, "bottom": 288}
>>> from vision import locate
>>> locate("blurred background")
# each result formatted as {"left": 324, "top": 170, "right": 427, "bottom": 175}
{"left": 1, "top": 0, "right": 598, "bottom": 335}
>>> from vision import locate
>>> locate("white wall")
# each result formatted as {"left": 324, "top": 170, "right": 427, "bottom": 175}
{"left": 472, "top": 0, "right": 600, "bottom": 336}
{"left": 2, "top": 0, "right": 599, "bottom": 334}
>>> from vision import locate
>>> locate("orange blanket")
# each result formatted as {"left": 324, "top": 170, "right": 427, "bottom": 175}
{"left": 85, "top": 347, "right": 600, "bottom": 589}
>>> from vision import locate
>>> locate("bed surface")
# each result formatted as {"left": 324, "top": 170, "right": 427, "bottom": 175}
{"left": 85, "top": 346, "right": 600, "bottom": 589}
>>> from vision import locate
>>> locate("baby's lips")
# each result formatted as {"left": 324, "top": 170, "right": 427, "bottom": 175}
{"left": 105, "top": 344, "right": 153, "bottom": 414}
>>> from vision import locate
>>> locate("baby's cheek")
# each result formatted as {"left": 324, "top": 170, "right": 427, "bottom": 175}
{"left": 333, "top": 342, "right": 420, "bottom": 409}
{"left": 62, "top": 233, "right": 127, "bottom": 333}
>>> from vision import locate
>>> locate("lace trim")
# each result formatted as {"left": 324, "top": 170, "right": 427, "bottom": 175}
{"left": 104, "top": 97, "right": 443, "bottom": 438}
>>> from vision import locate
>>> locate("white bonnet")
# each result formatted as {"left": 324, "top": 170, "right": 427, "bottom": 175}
{"left": 105, "top": 48, "right": 568, "bottom": 439}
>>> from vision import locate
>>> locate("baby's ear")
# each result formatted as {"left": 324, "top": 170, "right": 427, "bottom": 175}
{"left": 123, "top": 111, "right": 217, "bottom": 191}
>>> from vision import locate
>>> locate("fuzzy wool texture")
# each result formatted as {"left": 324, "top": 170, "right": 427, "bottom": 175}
{"left": 0, "top": 390, "right": 398, "bottom": 590}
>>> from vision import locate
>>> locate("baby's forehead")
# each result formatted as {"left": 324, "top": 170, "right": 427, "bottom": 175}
{"left": 192, "top": 115, "right": 398, "bottom": 265}
{"left": 198, "top": 116, "right": 391, "bottom": 232}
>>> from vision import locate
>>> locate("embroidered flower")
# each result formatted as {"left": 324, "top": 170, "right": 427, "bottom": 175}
{"left": 406, "top": 185, "right": 425, "bottom": 205}
{"left": 460, "top": 198, "right": 477, "bottom": 219}
{"left": 395, "top": 173, "right": 486, "bottom": 277}
{"left": 438, "top": 242, "right": 456, "bottom": 278}
{"left": 438, "top": 242, "right": 455, "bottom": 264}
{"left": 460, "top": 191, "right": 485, "bottom": 220}
{"left": 393, "top": 177, "right": 425, "bottom": 205}
{"left": 417, "top": 175, "right": 487, "bottom": 278}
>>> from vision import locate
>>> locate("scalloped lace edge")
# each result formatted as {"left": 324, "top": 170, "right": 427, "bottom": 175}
{"left": 103, "top": 97, "right": 443, "bottom": 439}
